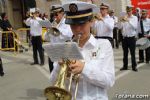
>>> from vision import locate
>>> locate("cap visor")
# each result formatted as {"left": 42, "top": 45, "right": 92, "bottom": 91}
{"left": 65, "top": 16, "right": 92, "bottom": 25}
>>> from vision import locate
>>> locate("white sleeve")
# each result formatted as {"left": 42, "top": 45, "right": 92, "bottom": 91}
{"left": 58, "top": 24, "right": 73, "bottom": 41}
{"left": 115, "top": 17, "right": 118, "bottom": 23}
{"left": 117, "top": 22, "right": 123, "bottom": 29}
{"left": 59, "top": 24, "right": 72, "bottom": 37}
{"left": 103, "top": 18, "right": 114, "bottom": 31}
{"left": 82, "top": 40, "right": 115, "bottom": 89}
{"left": 25, "top": 18, "right": 32, "bottom": 26}
{"left": 128, "top": 16, "right": 138, "bottom": 30}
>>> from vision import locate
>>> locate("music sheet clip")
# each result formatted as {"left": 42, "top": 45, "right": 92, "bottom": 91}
{"left": 38, "top": 20, "right": 52, "bottom": 28}
{"left": 43, "top": 42, "right": 83, "bottom": 62}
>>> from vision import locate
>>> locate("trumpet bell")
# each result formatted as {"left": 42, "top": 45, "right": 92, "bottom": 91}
{"left": 49, "top": 27, "right": 61, "bottom": 37}
{"left": 44, "top": 86, "right": 72, "bottom": 100}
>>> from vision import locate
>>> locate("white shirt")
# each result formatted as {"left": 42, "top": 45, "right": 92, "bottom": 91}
{"left": 47, "top": 18, "right": 73, "bottom": 43}
{"left": 118, "top": 15, "right": 138, "bottom": 37}
{"left": 138, "top": 18, "right": 150, "bottom": 34}
{"left": 111, "top": 16, "right": 118, "bottom": 28}
{"left": 25, "top": 17, "right": 42, "bottom": 36}
{"left": 49, "top": 35, "right": 115, "bottom": 100}
{"left": 93, "top": 15, "right": 114, "bottom": 38}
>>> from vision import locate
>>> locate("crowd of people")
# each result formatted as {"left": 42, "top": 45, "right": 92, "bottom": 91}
{"left": 0, "top": 0, "right": 150, "bottom": 100}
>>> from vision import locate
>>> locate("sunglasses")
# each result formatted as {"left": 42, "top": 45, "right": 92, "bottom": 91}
{"left": 100, "top": 8, "right": 108, "bottom": 10}
{"left": 53, "top": 12, "right": 58, "bottom": 16}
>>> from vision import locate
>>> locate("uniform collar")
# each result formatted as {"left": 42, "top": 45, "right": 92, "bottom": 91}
{"left": 104, "top": 14, "right": 110, "bottom": 18}
{"left": 128, "top": 14, "right": 134, "bottom": 18}
{"left": 82, "top": 34, "right": 96, "bottom": 49}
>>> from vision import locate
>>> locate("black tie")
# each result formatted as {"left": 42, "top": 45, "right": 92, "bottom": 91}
{"left": 140, "top": 19, "right": 144, "bottom": 35}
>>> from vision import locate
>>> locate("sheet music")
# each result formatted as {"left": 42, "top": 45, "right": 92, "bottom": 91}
{"left": 38, "top": 20, "right": 52, "bottom": 28}
{"left": 43, "top": 42, "right": 83, "bottom": 62}
{"left": 30, "top": 8, "right": 36, "bottom": 13}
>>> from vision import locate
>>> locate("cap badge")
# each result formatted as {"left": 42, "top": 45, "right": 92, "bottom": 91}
{"left": 69, "top": 3, "right": 78, "bottom": 13}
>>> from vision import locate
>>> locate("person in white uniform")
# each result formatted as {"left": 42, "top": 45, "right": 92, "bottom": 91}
{"left": 49, "top": 1, "right": 115, "bottom": 100}
{"left": 45, "top": 5, "right": 73, "bottom": 73}
{"left": 137, "top": 9, "right": 150, "bottom": 64}
{"left": 93, "top": 3, "right": 114, "bottom": 46}
{"left": 118, "top": 6, "right": 138, "bottom": 71}
{"left": 109, "top": 9, "right": 119, "bottom": 48}
{"left": 25, "top": 8, "right": 44, "bottom": 66}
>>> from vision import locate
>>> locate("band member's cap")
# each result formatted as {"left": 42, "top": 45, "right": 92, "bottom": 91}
{"left": 141, "top": 9, "right": 148, "bottom": 14}
{"left": 63, "top": 1, "right": 99, "bottom": 24}
{"left": 100, "top": 3, "right": 109, "bottom": 9}
{"left": 126, "top": 5, "right": 134, "bottom": 12}
{"left": 51, "top": 5, "right": 64, "bottom": 13}
{"left": 109, "top": 9, "right": 114, "bottom": 13}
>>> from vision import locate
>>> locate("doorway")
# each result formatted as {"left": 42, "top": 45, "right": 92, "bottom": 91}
{"left": 11, "top": 0, "right": 36, "bottom": 28}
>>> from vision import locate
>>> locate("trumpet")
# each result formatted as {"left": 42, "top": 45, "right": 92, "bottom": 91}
{"left": 119, "top": 15, "right": 129, "bottom": 22}
{"left": 44, "top": 34, "right": 82, "bottom": 100}
{"left": 93, "top": 13, "right": 103, "bottom": 21}
{"left": 47, "top": 16, "right": 65, "bottom": 37}
{"left": 29, "top": 12, "right": 37, "bottom": 19}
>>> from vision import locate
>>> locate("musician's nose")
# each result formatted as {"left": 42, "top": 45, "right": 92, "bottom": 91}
{"left": 70, "top": 24, "right": 82, "bottom": 34}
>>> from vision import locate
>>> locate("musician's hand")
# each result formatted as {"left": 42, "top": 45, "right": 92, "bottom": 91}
{"left": 69, "top": 60, "right": 85, "bottom": 74}
{"left": 123, "top": 16, "right": 129, "bottom": 22}
{"left": 7, "top": 27, "right": 12, "bottom": 31}
{"left": 58, "top": 59, "right": 64, "bottom": 65}
{"left": 95, "top": 13, "right": 103, "bottom": 21}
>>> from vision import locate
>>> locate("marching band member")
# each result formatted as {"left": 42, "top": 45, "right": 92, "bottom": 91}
{"left": 49, "top": 1, "right": 115, "bottom": 99}
{"left": 93, "top": 3, "right": 114, "bottom": 46}
{"left": 119, "top": 5, "right": 138, "bottom": 71}
{"left": 25, "top": 8, "right": 44, "bottom": 66}
{"left": 109, "top": 9, "right": 119, "bottom": 48}
{"left": 137, "top": 9, "right": 150, "bottom": 64}
{"left": 45, "top": 5, "right": 73, "bottom": 73}
{"left": 135, "top": 7, "right": 141, "bottom": 21}
{"left": 48, "top": 5, "right": 73, "bottom": 43}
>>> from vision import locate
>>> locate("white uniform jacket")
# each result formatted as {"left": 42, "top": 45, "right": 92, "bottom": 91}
{"left": 138, "top": 18, "right": 150, "bottom": 35}
{"left": 25, "top": 17, "right": 42, "bottom": 36}
{"left": 112, "top": 16, "right": 118, "bottom": 28}
{"left": 49, "top": 35, "right": 115, "bottom": 100}
{"left": 93, "top": 15, "right": 114, "bottom": 38}
{"left": 118, "top": 15, "right": 138, "bottom": 37}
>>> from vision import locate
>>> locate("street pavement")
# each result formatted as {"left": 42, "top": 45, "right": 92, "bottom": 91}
{"left": 0, "top": 46, "right": 150, "bottom": 100}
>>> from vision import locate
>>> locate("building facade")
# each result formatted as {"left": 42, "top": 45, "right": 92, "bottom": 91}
{"left": 0, "top": 0, "right": 131, "bottom": 29}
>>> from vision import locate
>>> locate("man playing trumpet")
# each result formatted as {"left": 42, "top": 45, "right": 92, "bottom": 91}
{"left": 93, "top": 3, "right": 114, "bottom": 47}
{"left": 25, "top": 8, "right": 44, "bottom": 66}
{"left": 45, "top": 5, "right": 73, "bottom": 73}
{"left": 118, "top": 5, "right": 138, "bottom": 71}
{"left": 49, "top": 1, "right": 115, "bottom": 100}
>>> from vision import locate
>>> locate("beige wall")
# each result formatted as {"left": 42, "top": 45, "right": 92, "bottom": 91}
{"left": 12, "top": 0, "right": 22, "bottom": 28}
{"left": 5, "top": 0, "right": 23, "bottom": 29}
{"left": 0, "top": 1, "right": 5, "bottom": 13}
